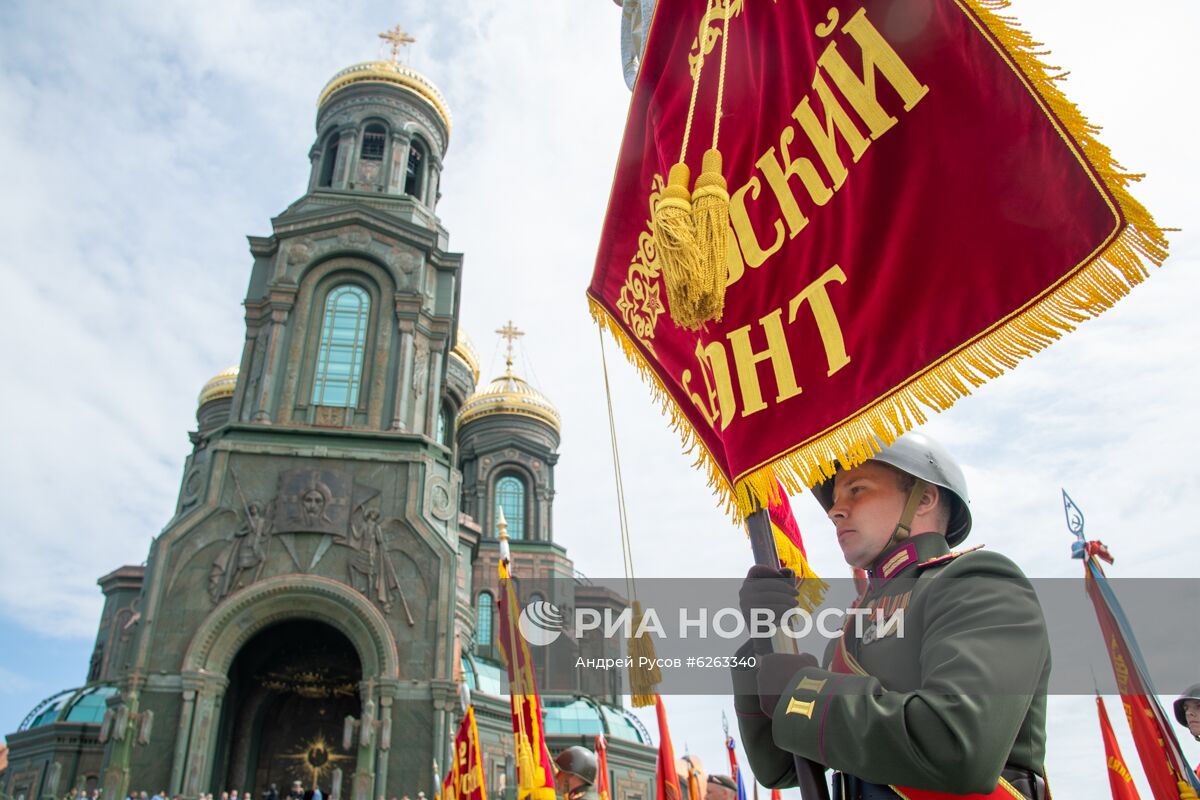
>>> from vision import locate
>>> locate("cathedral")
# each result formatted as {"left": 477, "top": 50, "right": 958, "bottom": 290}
{"left": 2, "top": 41, "right": 657, "bottom": 800}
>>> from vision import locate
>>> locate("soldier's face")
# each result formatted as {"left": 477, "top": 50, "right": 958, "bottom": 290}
{"left": 828, "top": 462, "right": 908, "bottom": 568}
{"left": 1185, "top": 699, "right": 1200, "bottom": 736}
{"left": 555, "top": 773, "right": 587, "bottom": 798}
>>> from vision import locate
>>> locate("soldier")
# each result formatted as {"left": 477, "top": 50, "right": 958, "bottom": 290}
{"left": 554, "top": 746, "right": 599, "bottom": 800}
{"left": 731, "top": 432, "right": 1051, "bottom": 799}
{"left": 1174, "top": 685, "right": 1200, "bottom": 783}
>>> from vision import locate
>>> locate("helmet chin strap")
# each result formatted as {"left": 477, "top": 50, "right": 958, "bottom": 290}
{"left": 869, "top": 478, "right": 929, "bottom": 568}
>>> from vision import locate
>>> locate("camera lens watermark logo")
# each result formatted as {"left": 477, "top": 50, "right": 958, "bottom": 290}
{"left": 518, "top": 601, "right": 565, "bottom": 646}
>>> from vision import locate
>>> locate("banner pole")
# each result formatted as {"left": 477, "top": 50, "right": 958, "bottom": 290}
{"left": 745, "top": 506, "right": 830, "bottom": 800}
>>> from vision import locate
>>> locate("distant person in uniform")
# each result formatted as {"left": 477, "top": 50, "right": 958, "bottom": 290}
{"left": 1174, "top": 685, "right": 1200, "bottom": 786}
{"left": 554, "top": 746, "right": 599, "bottom": 800}
{"left": 703, "top": 776, "right": 735, "bottom": 800}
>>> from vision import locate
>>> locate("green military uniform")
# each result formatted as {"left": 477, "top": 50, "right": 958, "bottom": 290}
{"left": 733, "top": 533, "right": 1050, "bottom": 796}
{"left": 567, "top": 787, "right": 601, "bottom": 800}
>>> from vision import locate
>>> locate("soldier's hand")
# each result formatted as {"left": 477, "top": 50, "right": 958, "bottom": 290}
{"left": 756, "top": 652, "right": 817, "bottom": 716}
{"left": 1178, "top": 780, "right": 1199, "bottom": 800}
{"left": 739, "top": 565, "right": 800, "bottom": 655}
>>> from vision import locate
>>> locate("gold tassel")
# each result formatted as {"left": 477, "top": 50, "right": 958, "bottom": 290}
{"left": 652, "top": 162, "right": 703, "bottom": 327}
{"left": 680, "top": 147, "right": 730, "bottom": 329}
{"left": 626, "top": 600, "right": 662, "bottom": 707}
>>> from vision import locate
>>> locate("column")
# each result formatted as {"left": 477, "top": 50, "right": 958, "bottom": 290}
{"left": 391, "top": 316, "right": 415, "bottom": 431}
{"left": 373, "top": 680, "right": 400, "bottom": 800}
{"left": 388, "top": 133, "right": 410, "bottom": 195}
{"left": 169, "top": 677, "right": 202, "bottom": 794}
{"left": 181, "top": 675, "right": 228, "bottom": 800}
{"left": 255, "top": 289, "right": 295, "bottom": 422}
{"left": 333, "top": 131, "right": 357, "bottom": 190}
{"left": 351, "top": 683, "right": 377, "bottom": 800}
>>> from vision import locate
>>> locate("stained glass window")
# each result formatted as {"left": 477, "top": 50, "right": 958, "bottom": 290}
{"left": 311, "top": 285, "right": 369, "bottom": 407}
{"left": 496, "top": 475, "right": 525, "bottom": 540}
{"left": 476, "top": 592, "right": 494, "bottom": 655}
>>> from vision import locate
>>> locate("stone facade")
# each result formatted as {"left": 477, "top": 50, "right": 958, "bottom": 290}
{"left": 3, "top": 57, "right": 656, "bottom": 800}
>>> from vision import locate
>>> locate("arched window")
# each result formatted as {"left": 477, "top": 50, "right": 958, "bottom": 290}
{"left": 360, "top": 123, "right": 386, "bottom": 161}
{"left": 476, "top": 592, "right": 494, "bottom": 655}
{"left": 311, "top": 284, "right": 370, "bottom": 407}
{"left": 436, "top": 401, "right": 455, "bottom": 447}
{"left": 496, "top": 475, "right": 526, "bottom": 540}
{"left": 404, "top": 138, "right": 426, "bottom": 198}
{"left": 318, "top": 133, "right": 339, "bottom": 187}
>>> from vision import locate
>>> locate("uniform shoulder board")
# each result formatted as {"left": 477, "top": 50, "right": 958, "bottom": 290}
{"left": 916, "top": 544, "right": 985, "bottom": 570}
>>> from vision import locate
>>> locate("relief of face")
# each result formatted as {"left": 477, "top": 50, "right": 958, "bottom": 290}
{"left": 303, "top": 490, "right": 326, "bottom": 519}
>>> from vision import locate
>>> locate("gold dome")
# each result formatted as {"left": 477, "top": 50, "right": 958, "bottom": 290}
{"left": 317, "top": 61, "right": 452, "bottom": 138}
{"left": 198, "top": 367, "right": 239, "bottom": 407}
{"left": 457, "top": 367, "right": 561, "bottom": 434}
{"left": 450, "top": 327, "right": 481, "bottom": 383}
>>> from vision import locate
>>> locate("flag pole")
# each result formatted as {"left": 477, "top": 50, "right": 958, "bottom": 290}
{"left": 745, "top": 506, "right": 830, "bottom": 800}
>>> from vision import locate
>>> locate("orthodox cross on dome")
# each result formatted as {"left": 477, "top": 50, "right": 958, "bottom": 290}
{"left": 378, "top": 24, "right": 415, "bottom": 63}
{"left": 495, "top": 320, "right": 524, "bottom": 373}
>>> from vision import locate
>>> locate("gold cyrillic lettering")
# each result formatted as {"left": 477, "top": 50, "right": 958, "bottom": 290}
{"left": 818, "top": 8, "right": 929, "bottom": 139}
{"left": 756, "top": 138, "right": 828, "bottom": 237}
{"left": 729, "top": 176, "right": 785, "bottom": 268}
{"left": 793, "top": 72, "right": 871, "bottom": 191}
{"left": 788, "top": 265, "right": 851, "bottom": 377}
{"left": 728, "top": 308, "right": 804, "bottom": 417}
{"left": 682, "top": 340, "right": 737, "bottom": 431}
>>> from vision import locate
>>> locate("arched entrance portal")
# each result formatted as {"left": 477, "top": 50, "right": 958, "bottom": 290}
{"left": 215, "top": 621, "right": 361, "bottom": 795}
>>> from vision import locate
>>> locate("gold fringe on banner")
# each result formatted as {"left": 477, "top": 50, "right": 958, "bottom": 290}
{"left": 774, "top": 529, "right": 829, "bottom": 612}
{"left": 589, "top": 0, "right": 1170, "bottom": 523}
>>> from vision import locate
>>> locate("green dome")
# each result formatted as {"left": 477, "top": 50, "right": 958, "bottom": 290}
{"left": 18, "top": 685, "right": 118, "bottom": 731}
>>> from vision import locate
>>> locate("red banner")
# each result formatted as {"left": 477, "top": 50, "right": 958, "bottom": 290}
{"left": 442, "top": 707, "right": 488, "bottom": 800}
{"left": 1097, "top": 695, "right": 1143, "bottom": 800}
{"left": 655, "top": 697, "right": 682, "bottom": 800}
{"left": 588, "top": 0, "right": 1167, "bottom": 516}
{"left": 1086, "top": 559, "right": 1194, "bottom": 799}
{"left": 767, "top": 480, "right": 826, "bottom": 609}
{"left": 497, "top": 560, "right": 557, "bottom": 800}
{"left": 596, "top": 734, "right": 613, "bottom": 800}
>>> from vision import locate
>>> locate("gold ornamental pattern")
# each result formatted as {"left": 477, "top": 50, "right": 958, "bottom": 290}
{"left": 688, "top": 0, "right": 744, "bottom": 78}
{"left": 616, "top": 174, "right": 667, "bottom": 356}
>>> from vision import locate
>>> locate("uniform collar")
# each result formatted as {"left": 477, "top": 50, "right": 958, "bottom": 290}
{"left": 866, "top": 533, "right": 950, "bottom": 589}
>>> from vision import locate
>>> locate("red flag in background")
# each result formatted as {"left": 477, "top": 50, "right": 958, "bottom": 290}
{"left": 595, "top": 734, "right": 612, "bottom": 800}
{"left": 1085, "top": 557, "right": 1198, "bottom": 798}
{"left": 678, "top": 755, "right": 702, "bottom": 800}
{"left": 769, "top": 792, "right": 781, "bottom": 800}
{"left": 1097, "top": 694, "right": 1142, "bottom": 800}
{"left": 496, "top": 557, "right": 556, "bottom": 800}
{"left": 443, "top": 707, "right": 488, "bottom": 800}
{"left": 654, "top": 697, "right": 682, "bottom": 800}
{"left": 766, "top": 480, "right": 826, "bottom": 609}
{"left": 588, "top": 0, "right": 1167, "bottom": 520}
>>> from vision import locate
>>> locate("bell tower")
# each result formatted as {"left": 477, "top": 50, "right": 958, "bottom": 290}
{"left": 230, "top": 26, "right": 458, "bottom": 435}
{"left": 105, "top": 32, "right": 470, "bottom": 800}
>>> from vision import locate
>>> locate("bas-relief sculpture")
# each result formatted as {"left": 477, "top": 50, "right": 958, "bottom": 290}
{"left": 205, "top": 467, "right": 415, "bottom": 622}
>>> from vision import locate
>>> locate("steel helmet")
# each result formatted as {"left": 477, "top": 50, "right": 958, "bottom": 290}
{"left": 813, "top": 431, "right": 972, "bottom": 547}
{"left": 1173, "top": 684, "right": 1200, "bottom": 728}
{"left": 554, "top": 746, "right": 597, "bottom": 785}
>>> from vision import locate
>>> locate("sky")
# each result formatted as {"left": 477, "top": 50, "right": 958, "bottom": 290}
{"left": 1, "top": 0, "right": 1198, "bottom": 796}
